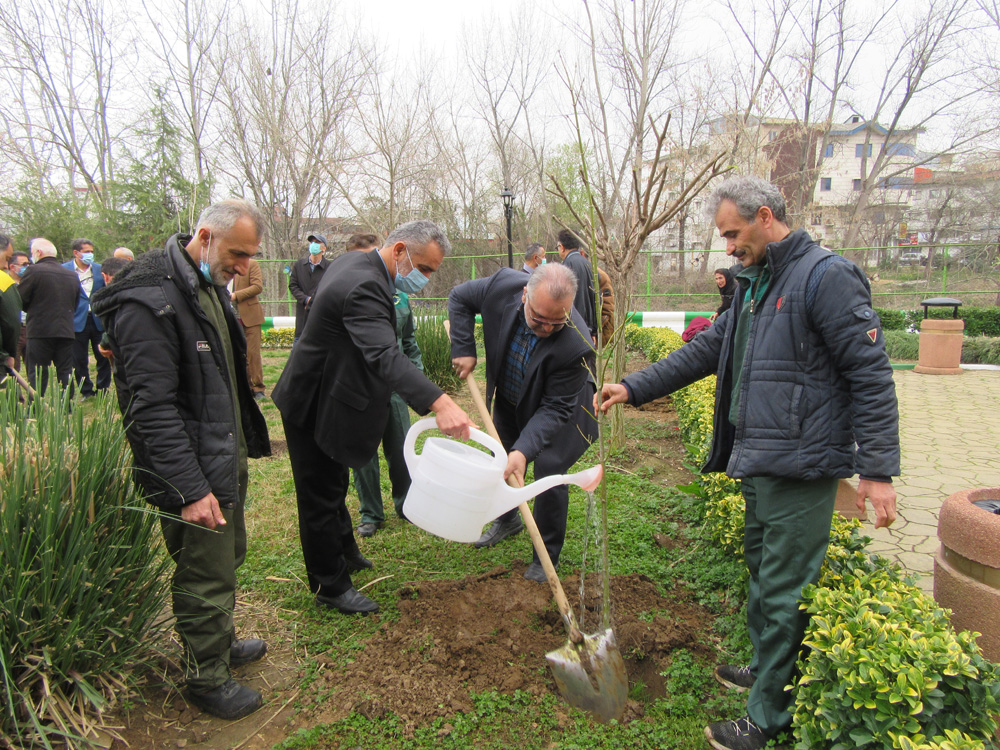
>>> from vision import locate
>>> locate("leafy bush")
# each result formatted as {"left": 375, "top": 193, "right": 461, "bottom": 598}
{"left": 623, "top": 323, "right": 1000, "bottom": 750}
{"left": 414, "top": 315, "right": 460, "bottom": 392}
{"left": 0, "top": 387, "right": 171, "bottom": 748}
{"left": 883, "top": 331, "right": 1000, "bottom": 365}
{"left": 262, "top": 326, "right": 295, "bottom": 348}
{"left": 884, "top": 330, "right": 921, "bottom": 361}
{"left": 875, "top": 307, "right": 1000, "bottom": 338}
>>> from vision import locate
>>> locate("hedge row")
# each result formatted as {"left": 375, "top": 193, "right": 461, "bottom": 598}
{"left": 875, "top": 307, "right": 1000, "bottom": 338}
{"left": 883, "top": 331, "right": 1000, "bottom": 366}
{"left": 623, "top": 324, "right": 1000, "bottom": 750}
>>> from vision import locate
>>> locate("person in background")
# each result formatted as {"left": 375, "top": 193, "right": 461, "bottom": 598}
{"left": 596, "top": 176, "right": 898, "bottom": 750}
{"left": 20, "top": 238, "right": 80, "bottom": 394}
{"left": 0, "top": 235, "right": 22, "bottom": 382}
{"left": 344, "top": 232, "right": 419, "bottom": 539}
{"left": 96, "top": 257, "right": 129, "bottom": 367}
{"left": 113, "top": 247, "right": 135, "bottom": 260}
{"left": 288, "top": 233, "right": 330, "bottom": 345}
{"left": 8, "top": 251, "right": 30, "bottom": 372}
{"left": 709, "top": 267, "right": 737, "bottom": 322}
{"left": 522, "top": 243, "right": 546, "bottom": 273}
{"left": 92, "top": 200, "right": 271, "bottom": 721}
{"left": 63, "top": 238, "right": 109, "bottom": 398}
{"left": 231, "top": 257, "right": 266, "bottom": 401}
{"left": 556, "top": 229, "right": 597, "bottom": 341}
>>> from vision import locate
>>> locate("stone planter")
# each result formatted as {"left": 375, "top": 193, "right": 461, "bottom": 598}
{"left": 914, "top": 317, "right": 964, "bottom": 375}
{"left": 934, "top": 487, "right": 1000, "bottom": 662}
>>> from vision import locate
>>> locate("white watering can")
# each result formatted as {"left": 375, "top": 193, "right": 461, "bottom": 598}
{"left": 402, "top": 417, "right": 603, "bottom": 543}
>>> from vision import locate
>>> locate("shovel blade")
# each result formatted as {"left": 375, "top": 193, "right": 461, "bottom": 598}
{"left": 546, "top": 628, "right": 628, "bottom": 723}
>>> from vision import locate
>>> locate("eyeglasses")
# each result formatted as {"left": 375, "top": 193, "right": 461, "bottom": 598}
{"left": 525, "top": 295, "right": 567, "bottom": 329}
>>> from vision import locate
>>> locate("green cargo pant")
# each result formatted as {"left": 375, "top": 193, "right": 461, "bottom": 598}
{"left": 160, "top": 502, "right": 246, "bottom": 691}
{"left": 741, "top": 475, "right": 838, "bottom": 736}
{"left": 353, "top": 392, "right": 412, "bottom": 524}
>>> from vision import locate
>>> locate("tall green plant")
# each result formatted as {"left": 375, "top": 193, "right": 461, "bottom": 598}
{"left": 414, "top": 316, "right": 461, "bottom": 392}
{"left": 0, "top": 386, "right": 171, "bottom": 748}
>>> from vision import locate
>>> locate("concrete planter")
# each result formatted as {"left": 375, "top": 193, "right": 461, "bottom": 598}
{"left": 934, "top": 487, "right": 1000, "bottom": 662}
{"left": 914, "top": 318, "right": 964, "bottom": 375}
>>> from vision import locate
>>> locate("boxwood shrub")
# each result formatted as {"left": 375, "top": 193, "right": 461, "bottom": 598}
{"left": 623, "top": 323, "right": 1000, "bottom": 749}
{"left": 875, "top": 307, "right": 1000, "bottom": 338}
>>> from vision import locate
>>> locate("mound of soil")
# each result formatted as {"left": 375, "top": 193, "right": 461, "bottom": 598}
{"left": 308, "top": 566, "right": 711, "bottom": 735}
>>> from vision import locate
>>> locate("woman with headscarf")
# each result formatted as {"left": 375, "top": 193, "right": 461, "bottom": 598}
{"left": 709, "top": 267, "right": 737, "bottom": 322}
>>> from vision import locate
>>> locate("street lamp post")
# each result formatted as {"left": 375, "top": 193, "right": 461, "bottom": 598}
{"left": 501, "top": 187, "right": 514, "bottom": 268}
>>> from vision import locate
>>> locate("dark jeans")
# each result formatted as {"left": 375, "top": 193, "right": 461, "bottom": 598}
{"left": 742, "top": 475, "right": 838, "bottom": 735}
{"left": 282, "top": 414, "right": 360, "bottom": 598}
{"left": 73, "top": 315, "right": 111, "bottom": 395}
{"left": 26, "top": 337, "right": 74, "bottom": 395}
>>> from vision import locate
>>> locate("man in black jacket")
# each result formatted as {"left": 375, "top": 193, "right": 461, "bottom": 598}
{"left": 450, "top": 264, "right": 597, "bottom": 581}
{"left": 272, "top": 220, "right": 473, "bottom": 616}
{"left": 598, "top": 176, "right": 899, "bottom": 750}
{"left": 92, "top": 200, "right": 271, "bottom": 721}
{"left": 19, "top": 238, "right": 80, "bottom": 394}
{"left": 288, "top": 233, "right": 330, "bottom": 343}
{"left": 556, "top": 229, "right": 597, "bottom": 341}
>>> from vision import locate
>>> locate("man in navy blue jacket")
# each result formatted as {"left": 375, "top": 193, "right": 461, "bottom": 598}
{"left": 449, "top": 264, "right": 597, "bottom": 582}
{"left": 598, "top": 176, "right": 899, "bottom": 750}
{"left": 63, "top": 238, "right": 109, "bottom": 397}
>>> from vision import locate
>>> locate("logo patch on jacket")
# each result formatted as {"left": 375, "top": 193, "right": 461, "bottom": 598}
{"left": 776, "top": 296, "right": 785, "bottom": 311}
{"left": 865, "top": 328, "right": 878, "bottom": 344}
{"left": 197, "top": 341, "right": 211, "bottom": 352}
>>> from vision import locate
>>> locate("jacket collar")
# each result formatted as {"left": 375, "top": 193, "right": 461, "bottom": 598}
{"left": 764, "top": 229, "right": 814, "bottom": 276}
{"left": 165, "top": 233, "right": 212, "bottom": 295}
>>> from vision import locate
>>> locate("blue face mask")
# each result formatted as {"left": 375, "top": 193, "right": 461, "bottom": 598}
{"left": 309, "top": 242, "right": 322, "bottom": 255}
{"left": 80, "top": 252, "right": 94, "bottom": 266}
{"left": 16, "top": 265, "right": 26, "bottom": 276}
{"left": 394, "top": 249, "right": 429, "bottom": 294}
{"left": 200, "top": 261, "right": 214, "bottom": 284}
{"left": 540, "top": 258, "right": 546, "bottom": 265}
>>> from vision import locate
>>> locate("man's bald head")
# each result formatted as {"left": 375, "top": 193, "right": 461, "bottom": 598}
{"left": 30, "top": 238, "right": 57, "bottom": 262}
{"left": 525, "top": 262, "right": 577, "bottom": 303}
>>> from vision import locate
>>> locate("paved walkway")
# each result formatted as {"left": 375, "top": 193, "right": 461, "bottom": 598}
{"left": 865, "top": 369, "right": 1000, "bottom": 594}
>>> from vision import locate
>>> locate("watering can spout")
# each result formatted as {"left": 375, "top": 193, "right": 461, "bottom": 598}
{"left": 489, "top": 464, "right": 604, "bottom": 518}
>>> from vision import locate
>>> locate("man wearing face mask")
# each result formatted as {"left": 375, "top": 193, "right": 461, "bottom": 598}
{"left": 92, "top": 200, "right": 271, "bottom": 721}
{"left": 522, "top": 243, "right": 546, "bottom": 273}
{"left": 272, "top": 220, "right": 474, "bottom": 615}
{"left": 62, "top": 238, "right": 110, "bottom": 398}
{"left": 288, "top": 233, "right": 330, "bottom": 344}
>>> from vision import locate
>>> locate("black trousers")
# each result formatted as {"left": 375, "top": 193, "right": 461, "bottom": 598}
{"left": 492, "top": 399, "right": 581, "bottom": 566}
{"left": 73, "top": 315, "right": 111, "bottom": 395}
{"left": 282, "top": 414, "right": 360, "bottom": 597}
{"left": 26, "top": 337, "right": 74, "bottom": 395}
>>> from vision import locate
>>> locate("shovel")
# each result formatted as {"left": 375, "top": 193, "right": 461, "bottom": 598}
{"left": 446, "top": 324, "right": 627, "bottom": 721}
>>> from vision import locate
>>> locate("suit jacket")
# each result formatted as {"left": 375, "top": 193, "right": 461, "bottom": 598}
{"left": 62, "top": 260, "right": 106, "bottom": 332}
{"left": 287, "top": 255, "right": 329, "bottom": 336}
{"left": 19, "top": 257, "right": 81, "bottom": 339}
{"left": 272, "top": 249, "right": 443, "bottom": 467}
{"left": 562, "top": 250, "right": 597, "bottom": 338}
{"left": 233, "top": 258, "right": 265, "bottom": 327}
{"left": 448, "top": 268, "right": 597, "bottom": 463}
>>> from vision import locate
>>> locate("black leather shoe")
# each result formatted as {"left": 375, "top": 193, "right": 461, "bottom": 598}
{"left": 230, "top": 638, "right": 267, "bottom": 667}
{"left": 524, "top": 561, "right": 554, "bottom": 583}
{"left": 357, "top": 522, "right": 379, "bottom": 538}
{"left": 344, "top": 549, "right": 374, "bottom": 572}
{"left": 316, "top": 587, "right": 379, "bottom": 615}
{"left": 474, "top": 518, "right": 524, "bottom": 548}
{"left": 188, "top": 678, "right": 262, "bottom": 720}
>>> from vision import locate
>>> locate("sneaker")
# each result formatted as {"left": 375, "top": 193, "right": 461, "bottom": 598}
{"left": 188, "top": 678, "right": 262, "bottom": 720}
{"left": 713, "top": 664, "right": 755, "bottom": 692}
{"left": 704, "top": 715, "right": 767, "bottom": 750}
{"left": 473, "top": 517, "right": 524, "bottom": 548}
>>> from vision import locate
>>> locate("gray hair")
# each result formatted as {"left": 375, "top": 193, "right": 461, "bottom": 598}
{"left": 708, "top": 176, "right": 787, "bottom": 223}
{"left": 524, "top": 242, "right": 544, "bottom": 261}
{"left": 526, "top": 262, "right": 577, "bottom": 301}
{"left": 113, "top": 246, "right": 134, "bottom": 260}
{"left": 195, "top": 199, "right": 266, "bottom": 239}
{"left": 385, "top": 220, "right": 451, "bottom": 256}
{"left": 30, "top": 238, "right": 57, "bottom": 258}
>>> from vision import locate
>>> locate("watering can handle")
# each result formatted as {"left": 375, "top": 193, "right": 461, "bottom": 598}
{"left": 463, "top": 374, "right": 585, "bottom": 644}
{"left": 402, "top": 416, "right": 506, "bottom": 474}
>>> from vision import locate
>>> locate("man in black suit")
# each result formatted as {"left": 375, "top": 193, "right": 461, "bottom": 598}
{"left": 272, "top": 220, "right": 473, "bottom": 615}
{"left": 557, "top": 228, "right": 597, "bottom": 342}
{"left": 19, "top": 238, "right": 80, "bottom": 394}
{"left": 287, "top": 233, "right": 330, "bottom": 343}
{"left": 449, "top": 264, "right": 597, "bottom": 582}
